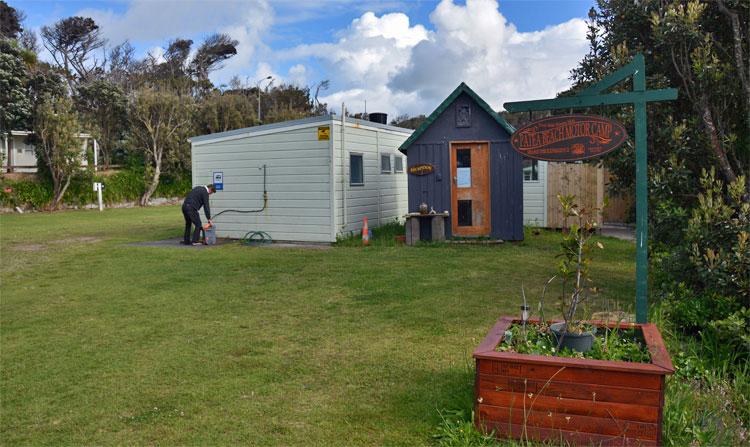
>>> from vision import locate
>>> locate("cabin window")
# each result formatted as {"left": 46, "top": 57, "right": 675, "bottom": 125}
{"left": 523, "top": 159, "right": 539, "bottom": 181}
{"left": 381, "top": 154, "right": 391, "bottom": 173}
{"left": 456, "top": 148, "right": 472, "bottom": 188}
{"left": 394, "top": 156, "right": 404, "bottom": 173}
{"left": 350, "top": 153, "right": 364, "bottom": 185}
{"left": 457, "top": 200, "right": 473, "bottom": 226}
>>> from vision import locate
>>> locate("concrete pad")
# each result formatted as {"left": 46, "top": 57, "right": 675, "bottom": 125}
{"left": 259, "top": 242, "right": 331, "bottom": 250}
{"left": 601, "top": 224, "right": 635, "bottom": 242}
{"left": 128, "top": 237, "right": 228, "bottom": 248}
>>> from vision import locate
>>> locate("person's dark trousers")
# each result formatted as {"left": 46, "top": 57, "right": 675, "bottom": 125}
{"left": 182, "top": 204, "right": 202, "bottom": 243}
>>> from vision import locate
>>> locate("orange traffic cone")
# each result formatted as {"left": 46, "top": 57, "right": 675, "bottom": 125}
{"left": 362, "top": 216, "right": 369, "bottom": 246}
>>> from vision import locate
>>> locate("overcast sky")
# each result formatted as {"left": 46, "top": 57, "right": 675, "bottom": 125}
{"left": 14, "top": 0, "right": 594, "bottom": 117}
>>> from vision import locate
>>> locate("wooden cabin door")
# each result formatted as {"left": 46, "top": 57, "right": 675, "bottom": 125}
{"left": 450, "top": 142, "right": 491, "bottom": 237}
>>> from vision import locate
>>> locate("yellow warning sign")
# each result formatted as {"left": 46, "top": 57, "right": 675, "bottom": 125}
{"left": 318, "top": 126, "right": 330, "bottom": 140}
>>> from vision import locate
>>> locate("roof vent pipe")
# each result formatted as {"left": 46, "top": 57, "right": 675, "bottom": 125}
{"left": 369, "top": 113, "right": 387, "bottom": 125}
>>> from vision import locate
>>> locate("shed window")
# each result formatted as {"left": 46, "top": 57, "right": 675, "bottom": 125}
{"left": 394, "top": 156, "right": 404, "bottom": 173}
{"left": 457, "top": 200, "right": 472, "bottom": 226}
{"left": 381, "top": 154, "right": 391, "bottom": 173}
{"left": 350, "top": 153, "right": 364, "bottom": 185}
{"left": 523, "top": 159, "right": 539, "bottom": 181}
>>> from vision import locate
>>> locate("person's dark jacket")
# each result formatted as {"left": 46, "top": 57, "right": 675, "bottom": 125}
{"left": 183, "top": 186, "right": 211, "bottom": 219}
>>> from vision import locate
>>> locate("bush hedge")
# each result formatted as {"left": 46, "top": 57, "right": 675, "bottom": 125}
{"left": 1, "top": 169, "right": 192, "bottom": 209}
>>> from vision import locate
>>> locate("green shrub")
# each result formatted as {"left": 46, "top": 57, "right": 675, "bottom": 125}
{"left": 0, "top": 178, "right": 53, "bottom": 209}
{"left": 155, "top": 174, "right": 191, "bottom": 198}
{"left": 1, "top": 168, "right": 191, "bottom": 209}
{"left": 655, "top": 169, "right": 749, "bottom": 360}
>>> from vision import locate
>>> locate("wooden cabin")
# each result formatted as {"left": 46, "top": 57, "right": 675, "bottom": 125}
{"left": 398, "top": 83, "right": 524, "bottom": 241}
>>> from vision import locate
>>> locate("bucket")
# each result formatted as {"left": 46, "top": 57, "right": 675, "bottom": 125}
{"left": 550, "top": 322, "right": 596, "bottom": 353}
{"left": 204, "top": 225, "right": 217, "bottom": 245}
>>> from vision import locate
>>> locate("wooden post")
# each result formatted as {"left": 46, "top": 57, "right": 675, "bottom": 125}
{"left": 596, "top": 164, "right": 604, "bottom": 229}
{"left": 633, "top": 58, "right": 649, "bottom": 324}
{"left": 431, "top": 215, "right": 446, "bottom": 242}
{"left": 504, "top": 54, "right": 678, "bottom": 325}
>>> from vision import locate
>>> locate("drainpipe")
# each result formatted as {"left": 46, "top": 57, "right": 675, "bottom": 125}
{"left": 7, "top": 134, "right": 14, "bottom": 173}
{"left": 376, "top": 129, "right": 381, "bottom": 226}
{"left": 341, "top": 103, "right": 347, "bottom": 232}
{"left": 329, "top": 117, "right": 336, "bottom": 242}
{"left": 2, "top": 133, "right": 8, "bottom": 173}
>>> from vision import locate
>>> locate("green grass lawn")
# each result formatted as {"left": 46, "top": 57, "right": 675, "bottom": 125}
{"left": 0, "top": 206, "right": 636, "bottom": 445}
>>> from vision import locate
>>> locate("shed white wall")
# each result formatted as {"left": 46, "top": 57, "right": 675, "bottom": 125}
{"left": 191, "top": 124, "right": 334, "bottom": 242}
{"left": 522, "top": 160, "right": 547, "bottom": 226}
{"left": 331, "top": 121, "right": 410, "bottom": 237}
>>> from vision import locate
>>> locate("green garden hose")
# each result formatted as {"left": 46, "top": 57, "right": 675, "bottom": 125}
{"left": 240, "top": 231, "right": 272, "bottom": 246}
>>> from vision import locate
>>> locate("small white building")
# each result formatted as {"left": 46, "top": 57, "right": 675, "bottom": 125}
{"left": 522, "top": 159, "right": 548, "bottom": 227}
{"left": 2, "top": 130, "right": 96, "bottom": 173}
{"left": 188, "top": 115, "right": 412, "bottom": 243}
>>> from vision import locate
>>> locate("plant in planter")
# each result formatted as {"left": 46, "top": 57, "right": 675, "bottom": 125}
{"left": 551, "top": 194, "right": 604, "bottom": 352}
{"left": 473, "top": 195, "right": 674, "bottom": 446}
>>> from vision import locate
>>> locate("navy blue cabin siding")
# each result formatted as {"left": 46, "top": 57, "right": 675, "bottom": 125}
{"left": 404, "top": 91, "right": 523, "bottom": 240}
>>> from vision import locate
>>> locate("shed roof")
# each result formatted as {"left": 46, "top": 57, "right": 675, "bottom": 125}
{"left": 398, "top": 82, "right": 515, "bottom": 153}
{"left": 188, "top": 114, "right": 412, "bottom": 145}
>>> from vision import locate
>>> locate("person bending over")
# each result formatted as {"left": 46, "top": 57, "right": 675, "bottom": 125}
{"left": 182, "top": 184, "right": 216, "bottom": 245}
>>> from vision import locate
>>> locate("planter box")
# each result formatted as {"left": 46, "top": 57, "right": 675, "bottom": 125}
{"left": 473, "top": 317, "right": 674, "bottom": 446}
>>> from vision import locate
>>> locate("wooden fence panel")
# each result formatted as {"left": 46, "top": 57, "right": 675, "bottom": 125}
{"left": 546, "top": 163, "right": 632, "bottom": 228}
{"left": 546, "top": 162, "right": 602, "bottom": 229}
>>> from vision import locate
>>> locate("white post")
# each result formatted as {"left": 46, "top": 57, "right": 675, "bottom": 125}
{"left": 97, "top": 184, "right": 103, "bottom": 211}
{"left": 93, "top": 139, "right": 99, "bottom": 171}
{"left": 93, "top": 182, "right": 103, "bottom": 211}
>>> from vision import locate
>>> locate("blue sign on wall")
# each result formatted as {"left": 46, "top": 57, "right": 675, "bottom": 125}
{"left": 213, "top": 171, "right": 224, "bottom": 191}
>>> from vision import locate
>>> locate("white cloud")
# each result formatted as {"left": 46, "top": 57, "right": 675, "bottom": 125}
{"left": 288, "top": 64, "right": 307, "bottom": 86}
{"left": 77, "top": 0, "right": 268, "bottom": 44}
{"left": 73, "top": 0, "right": 273, "bottom": 86}
{"left": 389, "top": 0, "right": 590, "bottom": 111}
{"left": 279, "top": 10, "right": 429, "bottom": 115}
{"left": 61, "top": 0, "right": 588, "bottom": 119}
{"left": 309, "top": 0, "right": 588, "bottom": 118}
{"left": 213, "top": 2, "right": 274, "bottom": 85}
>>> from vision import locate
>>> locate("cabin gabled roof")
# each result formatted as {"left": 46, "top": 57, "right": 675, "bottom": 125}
{"left": 398, "top": 82, "right": 515, "bottom": 153}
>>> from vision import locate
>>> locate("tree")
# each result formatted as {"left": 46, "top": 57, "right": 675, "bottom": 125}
{"left": 313, "top": 79, "right": 329, "bottom": 114}
{"left": 196, "top": 91, "right": 255, "bottom": 134}
{"left": 41, "top": 16, "right": 106, "bottom": 89}
{"left": 261, "top": 84, "right": 314, "bottom": 124}
{"left": 650, "top": 1, "right": 747, "bottom": 187}
{"left": 129, "top": 87, "right": 194, "bottom": 205}
{"left": 0, "top": 39, "right": 32, "bottom": 132}
{"left": 570, "top": 0, "right": 748, "bottom": 195}
{"left": 390, "top": 114, "right": 427, "bottom": 130}
{"left": 33, "top": 97, "right": 82, "bottom": 209}
{"left": 106, "top": 41, "right": 136, "bottom": 91}
{"left": 74, "top": 80, "right": 127, "bottom": 168}
{"left": 26, "top": 61, "right": 67, "bottom": 108}
{"left": 190, "top": 33, "right": 237, "bottom": 89}
{"left": 0, "top": 1, "right": 23, "bottom": 39}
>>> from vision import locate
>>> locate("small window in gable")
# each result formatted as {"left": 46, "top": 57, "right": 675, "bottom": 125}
{"left": 381, "top": 154, "right": 391, "bottom": 173}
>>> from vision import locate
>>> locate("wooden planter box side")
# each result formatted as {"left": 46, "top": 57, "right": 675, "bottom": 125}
{"left": 473, "top": 317, "right": 674, "bottom": 447}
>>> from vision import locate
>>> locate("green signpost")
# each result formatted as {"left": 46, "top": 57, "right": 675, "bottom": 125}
{"left": 504, "top": 54, "right": 678, "bottom": 323}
